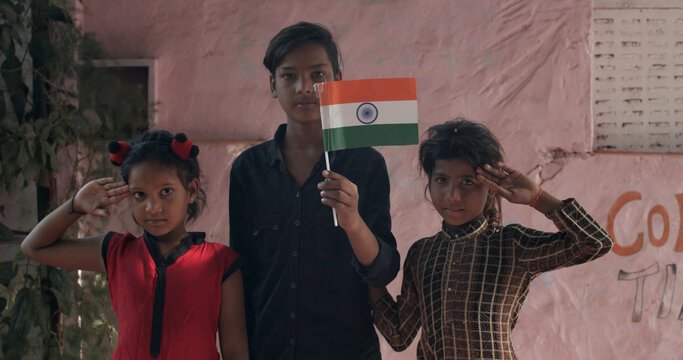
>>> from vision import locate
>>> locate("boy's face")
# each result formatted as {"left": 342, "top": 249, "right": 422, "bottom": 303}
{"left": 270, "top": 42, "right": 341, "bottom": 125}
{"left": 429, "top": 158, "right": 490, "bottom": 227}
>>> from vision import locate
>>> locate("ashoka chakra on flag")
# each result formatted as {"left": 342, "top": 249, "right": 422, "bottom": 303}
{"left": 356, "top": 103, "right": 378, "bottom": 124}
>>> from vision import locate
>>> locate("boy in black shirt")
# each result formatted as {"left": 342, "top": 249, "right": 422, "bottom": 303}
{"left": 229, "top": 22, "right": 400, "bottom": 359}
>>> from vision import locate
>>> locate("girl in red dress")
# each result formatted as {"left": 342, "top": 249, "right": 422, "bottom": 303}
{"left": 22, "top": 130, "right": 248, "bottom": 360}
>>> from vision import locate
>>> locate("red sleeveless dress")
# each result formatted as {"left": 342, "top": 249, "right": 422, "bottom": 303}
{"left": 103, "top": 231, "right": 242, "bottom": 359}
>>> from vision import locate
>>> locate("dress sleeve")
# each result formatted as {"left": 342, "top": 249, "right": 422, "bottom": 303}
{"left": 221, "top": 247, "right": 245, "bottom": 283}
{"left": 371, "top": 245, "right": 422, "bottom": 351}
{"left": 351, "top": 154, "right": 401, "bottom": 286}
{"left": 513, "top": 198, "right": 613, "bottom": 274}
{"left": 101, "top": 231, "right": 116, "bottom": 274}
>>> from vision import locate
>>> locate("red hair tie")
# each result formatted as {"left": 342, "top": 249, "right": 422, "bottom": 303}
{"left": 107, "top": 141, "right": 132, "bottom": 166}
{"left": 171, "top": 133, "right": 199, "bottom": 160}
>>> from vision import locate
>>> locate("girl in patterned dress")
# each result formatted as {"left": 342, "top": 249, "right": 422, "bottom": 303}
{"left": 370, "top": 119, "right": 612, "bottom": 359}
{"left": 22, "top": 130, "right": 248, "bottom": 359}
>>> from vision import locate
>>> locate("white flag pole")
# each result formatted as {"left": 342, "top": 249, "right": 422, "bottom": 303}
{"left": 324, "top": 150, "right": 339, "bottom": 227}
{"left": 317, "top": 81, "right": 339, "bottom": 227}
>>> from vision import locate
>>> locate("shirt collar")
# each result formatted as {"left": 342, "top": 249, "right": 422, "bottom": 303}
{"left": 441, "top": 215, "right": 488, "bottom": 241}
{"left": 265, "top": 123, "right": 337, "bottom": 170}
{"left": 266, "top": 124, "right": 287, "bottom": 169}
{"left": 143, "top": 231, "right": 206, "bottom": 265}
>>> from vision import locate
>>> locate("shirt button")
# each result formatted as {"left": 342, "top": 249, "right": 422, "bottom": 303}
{"left": 289, "top": 312, "right": 296, "bottom": 319}
{"left": 294, "top": 220, "right": 300, "bottom": 226}
{"left": 252, "top": 230, "right": 258, "bottom": 236}
{"left": 291, "top": 250, "right": 298, "bottom": 257}
{"left": 273, "top": 225, "right": 279, "bottom": 230}
{"left": 289, "top": 338, "right": 295, "bottom": 345}
{"left": 295, "top": 191, "right": 301, "bottom": 198}
{"left": 447, "top": 287, "right": 453, "bottom": 292}
{"left": 291, "top": 282, "right": 297, "bottom": 289}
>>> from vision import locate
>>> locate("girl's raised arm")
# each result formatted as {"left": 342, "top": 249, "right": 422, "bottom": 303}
{"left": 219, "top": 269, "right": 249, "bottom": 360}
{"left": 477, "top": 162, "right": 612, "bottom": 271}
{"left": 21, "top": 177, "right": 129, "bottom": 272}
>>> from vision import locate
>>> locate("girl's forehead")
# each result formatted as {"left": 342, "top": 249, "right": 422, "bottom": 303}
{"left": 433, "top": 158, "right": 476, "bottom": 174}
{"left": 128, "top": 161, "right": 182, "bottom": 183}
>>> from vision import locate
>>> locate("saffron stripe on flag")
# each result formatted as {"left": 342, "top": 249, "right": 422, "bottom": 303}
{"left": 322, "top": 123, "right": 419, "bottom": 152}
{"left": 318, "top": 78, "right": 417, "bottom": 106}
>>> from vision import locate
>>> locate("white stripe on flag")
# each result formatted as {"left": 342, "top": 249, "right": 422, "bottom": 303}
{"left": 321, "top": 100, "right": 417, "bottom": 129}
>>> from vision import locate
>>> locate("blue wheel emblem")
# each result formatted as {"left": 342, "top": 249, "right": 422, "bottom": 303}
{"left": 356, "top": 102, "right": 378, "bottom": 124}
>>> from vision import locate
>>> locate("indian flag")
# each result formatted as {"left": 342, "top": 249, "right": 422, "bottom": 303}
{"left": 315, "top": 78, "right": 418, "bottom": 151}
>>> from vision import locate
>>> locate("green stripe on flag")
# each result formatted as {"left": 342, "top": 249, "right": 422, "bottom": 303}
{"left": 322, "top": 123, "right": 419, "bottom": 151}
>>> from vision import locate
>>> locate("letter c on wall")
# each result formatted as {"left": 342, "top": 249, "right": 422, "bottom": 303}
{"left": 608, "top": 191, "right": 643, "bottom": 256}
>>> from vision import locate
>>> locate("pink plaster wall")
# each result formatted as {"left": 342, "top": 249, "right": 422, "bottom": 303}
{"left": 80, "top": 0, "right": 683, "bottom": 359}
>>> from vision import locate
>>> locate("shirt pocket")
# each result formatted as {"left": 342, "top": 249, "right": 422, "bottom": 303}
{"left": 251, "top": 215, "right": 282, "bottom": 263}
{"left": 315, "top": 212, "right": 345, "bottom": 260}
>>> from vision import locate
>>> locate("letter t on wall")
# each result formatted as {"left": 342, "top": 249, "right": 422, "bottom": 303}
{"left": 617, "top": 262, "right": 660, "bottom": 322}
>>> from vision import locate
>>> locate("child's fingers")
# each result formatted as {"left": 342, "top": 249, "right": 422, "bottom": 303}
{"left": 107, "top": 191, "right": 129, "bottom": 205}
{"left": 321, "top": 169, "right": 340, "bottom": 179}
{"left": 482, "top": 164, "right": 508, "bottom": 180}
{"left": 107, "top": 184, "right": 129, "bottom": 197}
{"left": 476, "top": 167, "right": 502, "bottom": 185}
{"left": 91, "top": 208, "right": 110, "bottom": 217}
{"left": 320, "top": 196, "right": 341, "bottom": 208}
{"left": 96, "top": 177, "right": 117, "bottom": 185}
{"left": 83, "top": 178, "right": 122, "bottom": 198}
{"left": 319, "top": 170, "right": 359, "bottom": 214}
{"left": 318, "top": 177, "right": 341, "bottom": 190}
{"left": 320, "top": 189, "right": 352, "bottom": 207}
{"left": 320, "top": 170, "right": 345, "bottom": 188}
{"left": 476, "top": 174, "right": 512, "bottom": 198}
{"left": 475, "top": 173, "right": 498, "bottom": 190}
{"left": 103, "top": 180, "right": 126, "bottom": 190}
{"left": 321, "top": 170, "right": 355, "bottom": 188}
{"left": 319, "top": 171, "right": 357, "bottom": 193}
{"left": 497, "top": 162, "right": 517, "bottom": 175}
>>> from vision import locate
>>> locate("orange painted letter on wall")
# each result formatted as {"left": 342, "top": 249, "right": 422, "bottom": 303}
{"left": 609, "top": 191, "right": 643, "bottom": 256}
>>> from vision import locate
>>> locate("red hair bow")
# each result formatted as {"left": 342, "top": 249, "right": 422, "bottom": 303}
{"left": 171, "top": 133, "right": 199, "bottom": 160}
{"left": 107, "top": 141, "right": 132, "bottom": 166}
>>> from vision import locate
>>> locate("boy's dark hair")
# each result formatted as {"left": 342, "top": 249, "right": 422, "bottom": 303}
{"left": 419, "top": 118, "right": 504, "bottom": 225}
{"left": 263, "top": 22, "right": 341, "bottom": 76}
{"left": 118, "top": 130, "right": 206, "bottom": 223}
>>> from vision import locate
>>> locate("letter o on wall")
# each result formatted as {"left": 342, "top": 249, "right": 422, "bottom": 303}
{"left": 648, "top": 205, "right": 669, "bottom": 247}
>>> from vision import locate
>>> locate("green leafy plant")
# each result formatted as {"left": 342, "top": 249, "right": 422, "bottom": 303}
{"left": 2, "top": 0, "right": 95, "bottom": 190}
{"left": 0, "top": 252, "right": 118, "bottom": 359}
{"left": 1, "top": 0, "right": 148, "bottom": 358}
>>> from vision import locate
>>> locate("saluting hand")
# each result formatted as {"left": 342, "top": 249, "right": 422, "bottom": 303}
{"left": 73, "top": 177, "right": 129, "bottom": 217}
{"left": 475, "top": 162, "right": 541, "bottom": 205}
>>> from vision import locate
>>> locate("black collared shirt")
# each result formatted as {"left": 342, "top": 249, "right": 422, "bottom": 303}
{"left": 229, "top": 124, "right": 400, "bottom": 360}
